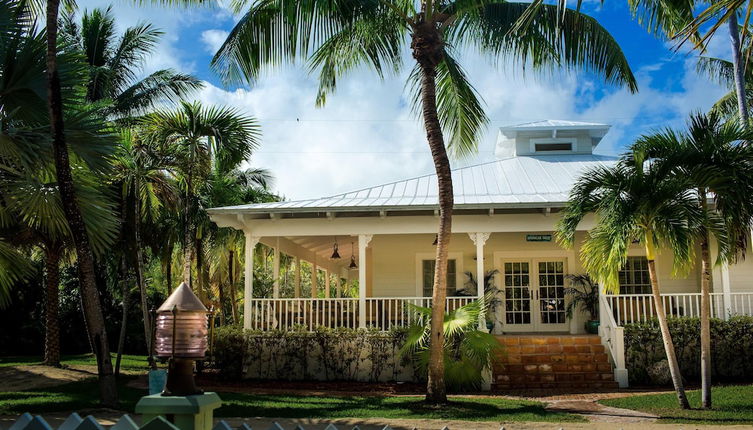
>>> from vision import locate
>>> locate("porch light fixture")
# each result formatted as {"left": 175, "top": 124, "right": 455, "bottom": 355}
{"left": 433, "top": 235, "right": 438, "bottom": 246}
{"left": 155, "top": 282, "right": 208, "bottom": 396}
{"left": 330, "top": 238, "right": 341, "bottom": 259}
{"left": 348, "top": 241, "right": 358, "bottom": 269}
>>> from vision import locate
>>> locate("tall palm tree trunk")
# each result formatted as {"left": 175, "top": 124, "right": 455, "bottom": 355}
{"left": 133, "top": 185, "right": 156, "bottom": 369}
{"left": 43, "top": 244, "right": 62, "bottom": 367}
{"left": 729, "top": 13, "right": 749, "bottom": 122}
{"left": 115, "top": 256, "right": 129, "bottom": 376}
{"left": 45, "top": 0, "right": 117, "bottom": 406}
{"left": 163, "top": 242, "right": 174, "bottom": 294}
{"left": 229, "top": 249, "right": 238, "bottom": 324}
{"left": 699, "top": 193, "right": 712, "bottom": 408}
{"left": 645, "top": 235, "right": 690, "bottom": 409}
{"left": 182, "top": 174, "right": 194, "bottom": 288}
{"left": 196, "top": 238, "right": 207, "bottom": 303}
{"left": 413, "top": 21, "right": 451, "bottom": 405}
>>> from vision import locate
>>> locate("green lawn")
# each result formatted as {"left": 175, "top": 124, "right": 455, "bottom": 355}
{"left": 601, "top": 384, "right": 753, "bottom": 425}
{"left": 0, "top": 378, "right": 584, "bottom": 422}
{"left": 0, "top": 354, "right": 159, "bottom": 373}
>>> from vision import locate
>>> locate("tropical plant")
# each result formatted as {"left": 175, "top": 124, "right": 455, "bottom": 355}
{"left": 564, "top": 274, "right": 599, "bottom": 321}
{"left": 401, "top": 298, "right": 502, "bottom": 391}
{"left": 1, "top": 0, "right": 119, "bottom": 400}
{"left": 630, "top": 112, "right": 753, "bottom": 408}
{"left": 463, "top": 270, "right": 501, "bottom": 331}
{"left": 213, "top": 0, "right": 636, "bottom": 403}
{"left": 557, "top": 160, "right": 704, "bottom": 409}
{"left": 696, "top": 55, "right": 753, "bottom": 120}
{"left": 628, "top": 0, "right": 749, "bottom": 122}
{"left": 60, "top": 6, "right": 202, "bottom": 118}
{"left": 138, "top": 101, "right": 261, "bottom": 301}
{"left": 112, "top": 129, "right": 179, "bottom": 369}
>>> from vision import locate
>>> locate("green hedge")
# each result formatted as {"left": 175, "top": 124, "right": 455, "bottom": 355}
{"left": 624, "top": 316, "right": 753, "bottom": 385}
{"left": 212, "top": 325, "right": 411, "bottom": 382}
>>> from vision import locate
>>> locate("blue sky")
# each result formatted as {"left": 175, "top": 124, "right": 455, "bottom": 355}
{"left": 80, "top": 1, "right": 728, "bottom": 200}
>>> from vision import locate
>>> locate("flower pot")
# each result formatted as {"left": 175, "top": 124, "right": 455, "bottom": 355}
{"left": 584, "top": 320, "right": 600, "bottom": 334}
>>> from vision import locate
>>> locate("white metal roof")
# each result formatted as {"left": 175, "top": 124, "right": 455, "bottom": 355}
{"left": 208, "top": 154, "right": 617, "bottom": 215}
{"left": 500, "top": 120, "right": 611, "bottom": 131}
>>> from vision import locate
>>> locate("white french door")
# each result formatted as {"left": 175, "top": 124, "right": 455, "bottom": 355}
{"left": 501, "top": 259, "right": 568, "bottom": 332}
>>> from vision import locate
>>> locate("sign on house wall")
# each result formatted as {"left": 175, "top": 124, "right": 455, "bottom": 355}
{"left": 526, "top": 234, "right": 552, "bottom": 242}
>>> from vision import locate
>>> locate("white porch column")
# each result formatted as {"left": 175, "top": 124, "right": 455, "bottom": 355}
{"left": 243, "top": 233, "right": 261, "bottom": 330}
{"left": 721, "top": 262, "right": 732, "bottom": 319}
{"left": 272, "top": 238, "right": 280, "bottom": 298}
{"left": 469, "top": 232, "right": 491, "bottom": 332}
{"left": 325, "top": 270, "right": 331, "bottom": 298}
{"left": 294, "top": 257, "right": 301, "bottom": 298}
{"left": 358, "top": 234, "right": 372, "bottom": 328}
{"left": 311, "top": 263, "right": 318, "bottom": 298}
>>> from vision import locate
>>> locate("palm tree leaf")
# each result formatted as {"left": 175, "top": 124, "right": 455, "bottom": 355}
{"left": 449, "top": 2, "right": 638, "bottom": 93}
{"left": 112, "top": 70, "right": 203, "bottom": 116}
{"left": 0, "top": 240, "right": 33, "bottom": 308}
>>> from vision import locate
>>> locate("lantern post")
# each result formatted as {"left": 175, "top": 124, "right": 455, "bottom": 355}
{"left": 136, "top": 283, "right": 221, "bottom": 430}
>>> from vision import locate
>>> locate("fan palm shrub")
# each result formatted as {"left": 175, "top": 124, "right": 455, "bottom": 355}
{"left": 630, "top": 112, "right": 753, "bottom": 408}
{"left": 557, "top": 160, "right": 704, "bottom": 409}
{"left": 401, "top": 298, "right": 501, "bottom": 391}
{"left": 213, "top": 0, "right": 636, "bottom": 403}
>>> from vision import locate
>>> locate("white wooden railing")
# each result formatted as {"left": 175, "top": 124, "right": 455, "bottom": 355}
{"left": 599, "top": 291, "right": 753, "bottom": 388}
{"left": 246, "top": 296, "right": 477, "bottom": 331}
{"left": 598, "top": 294, "right": 628, "bottom": 387}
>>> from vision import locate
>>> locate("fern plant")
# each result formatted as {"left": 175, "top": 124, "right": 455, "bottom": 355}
{"left": 564, "top": 274, "right": 600, "bottom": 320}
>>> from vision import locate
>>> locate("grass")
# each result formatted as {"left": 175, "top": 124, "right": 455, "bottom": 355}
{"left": 0, "top": 378, "right": 584, "bottom": 422}
{"left": 601, "top": 384, "right": 753, "bottom": 425}
{"left": 0, "top": 354, "right": 159, "bottom": 374}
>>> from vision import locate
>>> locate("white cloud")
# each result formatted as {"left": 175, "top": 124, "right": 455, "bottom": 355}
{"left": 201, "top": 29, "right": 229, "bottom": 55}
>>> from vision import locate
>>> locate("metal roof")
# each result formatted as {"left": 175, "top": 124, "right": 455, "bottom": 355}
{"left": 500, "top": 120, "right": 611, "bottom": 131}
{"left": 208, "top": 154, "right": 617, "bottom": 215}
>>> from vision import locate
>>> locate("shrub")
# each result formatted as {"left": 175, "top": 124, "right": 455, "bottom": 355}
{"left": 211, "top": 325, "right": 412, "bottom": 382}
{"left": 624, "top": 316, "right": 753, "bottom": 385}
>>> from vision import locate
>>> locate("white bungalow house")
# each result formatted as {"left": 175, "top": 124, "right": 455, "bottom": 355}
{"left": 208, "top": 120, "right": 753, "bottom": 389}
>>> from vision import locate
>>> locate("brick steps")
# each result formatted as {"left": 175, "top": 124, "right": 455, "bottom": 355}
{"left": 492, "top": 334, "right": 618, "bottom": 390}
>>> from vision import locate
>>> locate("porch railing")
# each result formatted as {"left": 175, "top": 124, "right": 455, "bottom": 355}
{"left": 603, "top": 292, "right": 753, "bottom": 325}
{"left": 599, "top": 291, "right": 753, "bottom": 388}
{"left": 246, "top": 296, "right": 478, "bottom": 331}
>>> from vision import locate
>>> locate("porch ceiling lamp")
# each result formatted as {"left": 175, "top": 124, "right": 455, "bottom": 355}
{"left": 348, "top": 241, "right": 358, "bottom": 269}
{"left": 155, "top": 282, "right": 208, "bottom": 396}
{"left": 331, "top": 238, "right": 341, "bottom": 259}
{"left": 433, "top": 234, "right": 438, "bottom": 246}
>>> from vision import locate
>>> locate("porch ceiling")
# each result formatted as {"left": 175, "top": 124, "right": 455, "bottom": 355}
{"left": 280, "top": 235, "right": 356, "bottom": 269}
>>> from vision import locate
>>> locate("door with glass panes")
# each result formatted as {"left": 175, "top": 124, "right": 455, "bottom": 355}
{"left": 500, "top": 259, "right": 568, "bottom": 332}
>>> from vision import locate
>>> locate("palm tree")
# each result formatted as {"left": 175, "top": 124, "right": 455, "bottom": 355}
{"left": 213, "top": 0, "right": 636, "bottom": 403}
{"left": 557, "top": 161, "right": 703, "bottom": 409}
{"left": 112, "top": 129, "right": 179, "bottom": 368}
{"left": 630, "top": 112, "right": 753, "bottom": 408}
{"left": 2, "top": 0, "right": 118, "bottom": 401}
{"left": 138, "top": 101, "right": 261, "bottom": 298}
{"left": 629, "top": 0, "right": 749, "bottom": 121}
{"left": 696, "top": 55, "right": 753, "bottom": 120}
{"left": 61, "top": 6, "right": 202, "bottom": 119}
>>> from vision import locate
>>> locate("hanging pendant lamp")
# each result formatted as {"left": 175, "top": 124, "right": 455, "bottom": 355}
{"left": 331, "top": 237, "right": 341, "bottom": 259}
{"left": 433, "top": 234, "right": 438, "bottom": 246}
{"left": 348, "top": 241, "right": 358, "bottom": 269}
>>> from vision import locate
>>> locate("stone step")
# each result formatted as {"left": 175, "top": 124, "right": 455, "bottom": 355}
{"left": 492, "top": 335, "right": 616, "bottom": 390}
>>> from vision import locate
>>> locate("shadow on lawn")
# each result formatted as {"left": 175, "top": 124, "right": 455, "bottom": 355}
{"left": 216, "top": 393, "right": 569, "bottom": 421}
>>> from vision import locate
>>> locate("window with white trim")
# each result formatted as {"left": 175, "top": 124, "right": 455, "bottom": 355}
{"left": 422, "top": 259, "right": 457, "bottom": 297}
{"left": 618, "top": 256, "right": 651, "bottom": 294}
{"left": 529, "top": 138, "right": 576, "bottom": 153}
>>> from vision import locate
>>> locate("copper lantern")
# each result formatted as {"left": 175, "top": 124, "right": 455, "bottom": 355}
{"left": 155, "top": 282, "right": 208, "bottom": 396}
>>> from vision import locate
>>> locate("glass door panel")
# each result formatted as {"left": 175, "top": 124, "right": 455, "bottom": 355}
{"left": 503, "top": 261, "right": 533, "bottom": 331}
{"left": 537, "top": 260, "right": 567, "bottom": 327}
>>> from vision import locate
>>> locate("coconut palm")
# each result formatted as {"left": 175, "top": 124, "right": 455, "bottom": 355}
{"left": 61, "top": 6, "right": 202, "bottom": 118}
{"left": 557, "top": 160, "right": 703, "bottom": 409}
{"left": 630, "top": 112, "right": 753, "bottom": 408}
{"left": 138, "top": 101, "right": 261, "bottom": 299}
{"left": 628, "top": 0, "right": 749, "bottom": 121}
{"left": 696, "top": 55, "right": 753, "bottom": 120}
{"left": 213, "top": 0, "right": 636, "bottom": 403}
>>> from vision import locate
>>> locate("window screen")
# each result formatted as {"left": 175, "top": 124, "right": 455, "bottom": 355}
{"left": 618, "top": 256, "right": 651, "bottom": 294}
{"left": 534, "top": 142, "right": 573, "bottom": 152}
{"left": 422, "top": 259, "right": 456, "bottom": 297}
